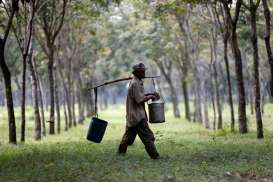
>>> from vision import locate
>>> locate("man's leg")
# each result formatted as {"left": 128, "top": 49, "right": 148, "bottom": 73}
{"left": 136, "top": 120, "right": 159, "bottom": 159}
{"left": 118, "top": 125, "right": 137, "bottom": 154}
{"left": 128, "top": 134, "right": 136, "bottom": 146}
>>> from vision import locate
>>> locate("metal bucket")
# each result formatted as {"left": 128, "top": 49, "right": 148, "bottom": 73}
{"left": 148, "top": 100, "right": 165, "bottom": 123}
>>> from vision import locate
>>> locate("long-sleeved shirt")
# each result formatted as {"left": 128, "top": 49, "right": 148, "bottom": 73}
{"left": 126, "top": 76, "right": 148, "bottom": 127}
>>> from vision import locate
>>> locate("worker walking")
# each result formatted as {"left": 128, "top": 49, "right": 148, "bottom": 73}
{"left": 118, "top": 63, "right": 160, "bottom": 159}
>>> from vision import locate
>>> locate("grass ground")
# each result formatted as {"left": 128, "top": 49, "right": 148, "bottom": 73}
{"left": 0, "top": 104, "right": 273, "bottom": 182}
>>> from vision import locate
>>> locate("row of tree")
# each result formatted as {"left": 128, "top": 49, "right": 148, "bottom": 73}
{"left": 0, "top": 0, "right": 108, "bottom": 144}
{"left": 0, "top": 0, "right": 272, "bottom": 144}
{"left": 144, "top": 0, "right": 272, "bottom": 139}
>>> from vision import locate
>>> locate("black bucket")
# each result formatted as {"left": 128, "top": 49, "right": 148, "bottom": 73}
{"left": 86, "top": 117, "right": 108, "bottom": 143}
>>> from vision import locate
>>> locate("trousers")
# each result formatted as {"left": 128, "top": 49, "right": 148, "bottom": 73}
{"left": 118, "top": 120, "right": 159, "bottom": 159}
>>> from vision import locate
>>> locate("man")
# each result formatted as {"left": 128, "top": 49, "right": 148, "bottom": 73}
{"left": 118, "top": 63, "right": 160, "bottom": 159}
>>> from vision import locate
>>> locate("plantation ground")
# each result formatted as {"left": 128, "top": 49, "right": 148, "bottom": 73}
{"left": 0, "top": 104, "right": 273, "bottom": 181}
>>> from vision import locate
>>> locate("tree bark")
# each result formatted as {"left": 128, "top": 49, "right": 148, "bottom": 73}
{"left": 48, "top": 48, "right": 55, "bottom": 134}
{"left": 223, "top": 38, "right": 235, "bottom": 131}
{"left": 72, "top": 84, "right": 77, "bottom": 126}
{"left": 262, "top": 0, "right": 273, "bottom": 101}
{"left": 249, "top": 83, "right": 254, "bottom": 115}
{"left": 77, "top": 75, "right": 84, "bottom": 124}
{"left": 0, "top": 82, "right": 5, "bottom": 106}
{"left": 193, "top": 76, "right": 203, "bottom": 123}
{"left": 34, "top": 61, "right": 46, "bottom": 136}
{"left": 210, "top": 80, "right": 216, "bottom": 130}
{"left": 59, "top": 68, "right": 72, "bottom": 127}
{"left": 181, "top": 77, "right": 191, "bottom": 121}
{"left": 203, "top": 80, "right": 210, "bottom": 129}
{"left": 0, "top": 9, "right": 17, "bottom": 144}
{"left": 54, "top": 71, "right": 61, "bottom": 134}
{"left": 28, "top": 48, "right": 41, "bottom": 140}
{"left": 222, "top": 0, "right": 248, "bottom": 133}
{"left": 63, "top": 95, "right": 68, "bottom": 131}
{"left": 214, "top": 2, "right": 235, "bottom": 131}
{"left": 208, "top": 3, "right": 223, "bottom": 130}
{"left": 19, "top": 0, "right": 35, "bottom": 142}
{"left": 213, "top": 62, "right": 223, "bottom": 129}
{"left": 250, "top": 0, "right": 263, "bottom": 138}
{"left": 21, "top": 54, "right": 27, "bottom": 142}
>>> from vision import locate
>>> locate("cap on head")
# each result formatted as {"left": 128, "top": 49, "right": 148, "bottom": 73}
{"left": 132, "top": 63, "right": 146, "bottom": 73}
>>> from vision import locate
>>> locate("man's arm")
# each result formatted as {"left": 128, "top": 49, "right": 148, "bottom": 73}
{"left": 142, "top": 95, "right": 156, "bottom": 103}
{"left": 145, "top": 92, "right": 160, "bottom": 97}
{"left": 145, "top": 92, "right": 160, "bottom": 100}
{"left": 132, "top": 83, "right": 157, "bottom": 104}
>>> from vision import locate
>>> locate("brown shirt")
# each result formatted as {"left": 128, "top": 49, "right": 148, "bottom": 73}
{"left": 126, "top": 76, "right": 148, "bottom": 127}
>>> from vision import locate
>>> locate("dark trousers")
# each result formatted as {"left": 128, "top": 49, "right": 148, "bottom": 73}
{"left": 118, "top": 120, "right": 159, "bottom": 159}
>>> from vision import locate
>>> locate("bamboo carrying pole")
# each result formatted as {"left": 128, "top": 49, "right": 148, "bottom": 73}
{"left": 87, "top": 76, "right": 160, "bottom": 90}
{"left": 87, "top": 76, "right": 160, "bottom": 117}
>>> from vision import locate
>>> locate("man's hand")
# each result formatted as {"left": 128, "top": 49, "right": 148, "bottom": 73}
{"left": 148, "top": 95, "right": 156, "bottom": 100}
{"left": 143, "top": 95, "right": 156, "bottom": 102}
{"left": 153, "top": 92, "right": 160, "bottom": 99}
{"left": 145, "top": 92, "right": 160, "bottom": 98}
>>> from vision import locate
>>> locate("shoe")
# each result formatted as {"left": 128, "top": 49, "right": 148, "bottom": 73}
{"left": 117, "top": 151, "right": 126, "bottom": 156}
{"left": 151, "top": 155, "right": 161, "bottom": 160}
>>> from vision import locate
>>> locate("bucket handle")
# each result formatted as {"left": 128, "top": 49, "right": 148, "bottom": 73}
{"left": 152, "top": 78, "right": 165, "bottom": 102}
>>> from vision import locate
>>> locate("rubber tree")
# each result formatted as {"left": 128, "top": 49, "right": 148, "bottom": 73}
{"left": 261, "top": 0, "right": 273, "bottom": 101}
{"left": 213, "top": 2, "right": 235, "bottom": 132}
{"left": 220, "top": 0, "right": 248, "bottom": 133}
{"left": 35, "top": 0, "right": 67, "bottom": 134}
{"left": 12, "top": 0, "right": 37, "bottom": 142}
{"left": 0, "top": 0, "right": 20, "bottom": 144}
{"left": 246, "top": 0, "right": 264, "bottom": 138}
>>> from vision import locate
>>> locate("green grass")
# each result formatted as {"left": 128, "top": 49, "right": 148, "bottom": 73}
{"left": 0, "top": 104, "right": 273, "bottom": 181}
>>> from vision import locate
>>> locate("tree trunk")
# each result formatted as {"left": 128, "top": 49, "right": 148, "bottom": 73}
{"left": 193, "top": 66, "right": 202, "bottom": 123}
{"left": 244, "top": 52, "right": 254, "bottom": 115}
{"left": 262, "top": 0, "right": 273, "bottom": 101}
{"left": 208, "top": 19, "right": 222, "bottom": 130}
{"left": 203, "top": 80, "right": 210, "bottom": 129}
{"left": 35, "top": 62, "right": 46, "bottom": 136}
{"left": 48, "top": 48, "right": 55, "bottom": 134}
{"left": 261, "top": 81, "right": 268, "bottom": 114}
{"left": 222, "top": 1, "right": 247, "bottom": 133}
{"left": 213, "top": 63, "right": 223, "bottom": 129}
{"left": 181, "top": 74, "right": 191, "bottom": 121}
{"left": 72, "top": 84, "right": 77, "bottom": 127}
{"left": 63, "top": 96, "right": 68, "bottom": 131}
{"left": 0, "top": 82, "right": 5, "bottom": 106}
{"left": 20, "top": 54, "right": 27, "bottom": 142}
{"left": 54, "top": 71, "right": 61, "bottom": 134}
{"left": 28, "top": 48, "right": 41, "bottom": 140}
{"left": 223, "top": 38, "right": 235, "bottom": 132}
{"left": 45, "top": 85, "right": 49, "bottom": 111}
{"left": 0, "top": 42, "right": 17, "bottom": 144}
{"left": 249, "top": 84, "right": 254, "bottom": 115}
{"left": 59, "top": 69, "right": 72, "bottom": 127}
{"left": 232, "top": 35, "right": 248, "bottom": 133}
{"left": 0, "top": 9, "right": 17, "bottom": 144}
{"left": 210, "top": 81, "right": 216, "bottom": 130}
{"left": 77, "top": 85, "right": 83, "bottom": 124}
{"left": 250, "top": 0, "right": 263, "bottom": 138}
{"left": 163, "top": 76, "right": 180, "bottom": 118}
{"left": 77, "top": 75, "right": 84, "bottom": 124}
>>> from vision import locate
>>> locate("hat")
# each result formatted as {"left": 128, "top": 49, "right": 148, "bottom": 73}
{"left": 132, "top": 63, "right": 146, "bottom": 72}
